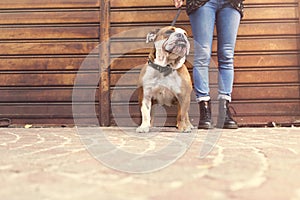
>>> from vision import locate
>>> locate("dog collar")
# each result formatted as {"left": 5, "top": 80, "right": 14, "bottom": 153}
{"left": 148, "top": 60, "right": 174, "bottom": 76}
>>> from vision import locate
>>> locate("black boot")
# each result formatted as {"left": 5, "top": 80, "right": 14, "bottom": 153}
{"left": 217, "top": 100, "right": 238, "bottom": 129}
{"left": 198, "top": 101, "right": 213, "bottom": 129}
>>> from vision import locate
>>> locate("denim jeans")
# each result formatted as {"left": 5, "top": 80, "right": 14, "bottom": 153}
{"left": 189, "top": 0, "right": 241, "bottom": 102}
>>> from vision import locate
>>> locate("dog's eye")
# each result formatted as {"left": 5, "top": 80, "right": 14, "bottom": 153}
{"left": 165, "top": 30, "right": 175, "bottom": 35}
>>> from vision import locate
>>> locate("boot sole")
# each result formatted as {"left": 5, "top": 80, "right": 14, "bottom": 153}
{"left": 216, "top": 124, "right": 238, "bottom": 129}
{"left": 198, "top": 124, "right": 214, "bottom": 129}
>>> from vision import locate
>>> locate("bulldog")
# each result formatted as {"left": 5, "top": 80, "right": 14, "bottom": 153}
{"left": 136, "top": 26, "right": 193, "bottom": 133}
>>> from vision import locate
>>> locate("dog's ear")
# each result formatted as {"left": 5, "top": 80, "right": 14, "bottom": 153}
{"left": 146, "top": 29, "right": 159, "bottom": 43}
{"left": 146, "top": 32, "right": 157, "bottom": 43}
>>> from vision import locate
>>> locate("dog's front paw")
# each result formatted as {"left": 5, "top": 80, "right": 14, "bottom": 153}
{"left": 177, "top": 122, "right": 193, "bottom": 133}
{"left": 136, "top": 125, "right": 150, "bottom": 133}
{"left": 180, "top": 126, "right": 192, "bottom": 133}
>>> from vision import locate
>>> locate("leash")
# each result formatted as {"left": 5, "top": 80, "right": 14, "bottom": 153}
{"left": 146, "top": 7, "right": 182, "bottom": 76}
{"left": 171, "top": 7, "right": 182, "bottom": 26}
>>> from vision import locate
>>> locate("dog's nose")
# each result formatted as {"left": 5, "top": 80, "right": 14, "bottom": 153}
{"left": 175, "top": 33, "right": 184, "bottom": 38}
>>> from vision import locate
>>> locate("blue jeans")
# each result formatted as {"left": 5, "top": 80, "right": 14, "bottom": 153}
{"left": 189, "top": 0, "right": 241, "bottom": 102}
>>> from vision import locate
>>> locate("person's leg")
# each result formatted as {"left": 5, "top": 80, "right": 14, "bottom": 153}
{"left": 216, "top": 2, "right": 241, "bottom": 101}
{"left": 189, "top": 0, "right": 217, "bottom": 129}
{"left": 216, "top": 2, "right": 241, "bottom": 128}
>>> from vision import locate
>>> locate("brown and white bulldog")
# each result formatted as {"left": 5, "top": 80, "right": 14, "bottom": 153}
{"left": 136, "top": 26, "right": 193, "bottom": 133}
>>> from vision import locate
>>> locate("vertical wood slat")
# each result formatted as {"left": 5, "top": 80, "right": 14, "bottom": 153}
{"left": 298, "top": 0, "right": 300, "bottom": 119}
{"left": 99, "top": 0, "right": 111, "bottom": 126}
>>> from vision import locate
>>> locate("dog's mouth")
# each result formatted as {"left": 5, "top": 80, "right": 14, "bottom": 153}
{"left": 164, "top": 37, "right": 190, "bottom": 57}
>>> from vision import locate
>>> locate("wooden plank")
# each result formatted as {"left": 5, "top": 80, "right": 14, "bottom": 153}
{"left": 112, "top": 101, "right": 300, "bottom": 116}
{"left": 0, "top": 105, "right": 98, "bottom": 126}
{"left": 235, "top": 38, "right": 299, "bottom": 52}
{"left": 0, "top": 42, "right": 98, "bottom": 55}
{"left": 111, "top": 115, "right": 300, "bottom": 127}
{"left": 110, "top": 85, "right": 300, "bottom": 103}
{"left": 0, "top": 37, "right": 298, "bottom": 55}
{"left": 0, "top": 57, "right": 99, "bottom": 71}
{"left": 236, "top": 116, "right": 300, "bottom": 126}
{"left": 232, "top": 85, "right": 300, "bottom": 100}
{"left": 9, "top": 118, "right": 99, "bottom": 126}
{"left": 7, "top": 118, "right": 73, "bottom": 126}
{"left": 234, "top": 69, "right": 300, "bottom": 84}
{"left": 0, "top": 0, "right": 100, "bottom": 9}
{"left": 0, "top": 104, "right": 99, "bottom": 126}
{"left": 110, "top": 57, "right": 148, "bottom": 70}
{"left": 0, "top": 88, "right": 99, "bottom": 102}
{"left": 232, "top": 102, "right": 300, "bottom": 116}
{"left": 0, "top": 104, "right": 97, "bottom": 115}
{"left": 112, "top": 101, "right": 300, "bottom": 117}
{"left": 111, "top": 9, "right": 186, "bottom": 24}
{"left": 238, "top": 22, "right": 299, "bottom": 36}
{"left": 111, "top": 0, "right": 171, "bottom": 7}
{"left": 110, "top": 7, "right": 298, "bottom": 24}
{"left": 0, "top": 73, "right": 99, "bottom": 86}
{"left": 110, "top": 101, "right": 300, "bottom": 126}
{"left": 244, "top": 7, "right": 299, "bottom": 21}
{"left": 245, "top": 0, "right": 298, "bottom": 4}
{"left": 234, "top": 54, "right": 299, "bottom": 68}
{"left": 0, "top": 11, "right": 99, "bottom": 25}
{"left": 0, "top": 26, "right": 99, "bottom": 40}
{"left": 110, "top": 68, "right": 300, "bottom": 86}
{"left": 110, "top": 0, "right": 298, "bottom": 7}
{"left": 110, "top": 38, "right": 299, "bottom": 55}
{"left": 110, "top": 54, "right": 299, "bottom": 70}
{"left": 111, "top": 22, "right": 299, "bottom": 39}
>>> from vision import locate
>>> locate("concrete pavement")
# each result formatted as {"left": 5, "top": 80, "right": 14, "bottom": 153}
{"left": 0, "top": 127, "right": 300, "bottom": 200}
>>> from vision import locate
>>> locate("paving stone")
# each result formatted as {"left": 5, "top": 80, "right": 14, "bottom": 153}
{"left": 0, "top": 127, "right": 300, "bottom": 200}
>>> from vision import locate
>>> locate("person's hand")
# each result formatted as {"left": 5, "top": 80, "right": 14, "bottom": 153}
{"left": 174, "top": 0, "right": 184, "bottom": 8}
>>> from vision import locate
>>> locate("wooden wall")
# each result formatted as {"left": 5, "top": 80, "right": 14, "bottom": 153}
{"left": 0, "top": 0, "right": 100, "bottom": 126}
{"left": 109, "top": 0, "right": 300, "bottom": 127}
{"left": 0, "top": 0, "right": 299, "bottom": 127}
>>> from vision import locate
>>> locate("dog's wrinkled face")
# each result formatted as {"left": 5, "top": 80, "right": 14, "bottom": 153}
{"left": 146, "top": 26, "right": 190, "bottom": 58}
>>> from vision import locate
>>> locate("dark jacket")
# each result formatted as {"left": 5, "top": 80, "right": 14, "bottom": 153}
{"left": 186, "top": 0, "right": 244, "bottom": 17}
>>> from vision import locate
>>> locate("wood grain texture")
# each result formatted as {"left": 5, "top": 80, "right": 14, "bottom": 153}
{"left": 109, "top": 0, "right": 300, "bottom": 126}
{"left": 0, "top": 0, "right": 100, "bottom": 126}
{"left": 0, "top": 0, "right": 299, "bottom": 126}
